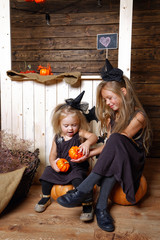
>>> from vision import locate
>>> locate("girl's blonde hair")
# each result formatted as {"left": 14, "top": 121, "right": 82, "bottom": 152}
{"left": 51, "top": 104, "right": 89, "bottom": 135}
{"left": 96, "top": 77, "right": 152, "bottom": 154}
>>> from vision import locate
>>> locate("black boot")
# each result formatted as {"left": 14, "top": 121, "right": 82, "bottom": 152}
{"left": 95, "top": 208, "right": 115, "bottom": 232}
{"left": 57, "top": 188, "right": 93, "bottom": 208}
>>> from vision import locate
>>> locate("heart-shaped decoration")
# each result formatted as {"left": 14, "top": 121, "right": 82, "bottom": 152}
{"left": 99, "top": 37, "right": 111, "bottom": 48}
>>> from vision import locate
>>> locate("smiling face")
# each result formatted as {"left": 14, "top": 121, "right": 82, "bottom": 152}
{"left": 60, "top": 113, "right": 79, "bottom": 138}
{"left": 101, "top": 88, "right": 121, "bottom": 111}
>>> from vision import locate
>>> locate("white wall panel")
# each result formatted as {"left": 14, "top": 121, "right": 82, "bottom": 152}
{"left": 0, "top": 0, "right": 12, "bottom": 132}
{"left": 11, "top": 81, "right": 23, "bottom": 138}
{"left": 34, "top": 82, "right": 46, "bottom": 179}
{"left": 23, "top": 81, "right": 34, "bottom": 151}
{"left": 45, "top": 83, "right": 57, "bottom": 166}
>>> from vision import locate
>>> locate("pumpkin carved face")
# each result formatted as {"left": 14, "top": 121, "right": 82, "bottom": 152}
{"left": 68, "top": 146, "right": 83, "bottom": 159}
{"left": 56, "top": 158, "right": 70, "bottom": 172}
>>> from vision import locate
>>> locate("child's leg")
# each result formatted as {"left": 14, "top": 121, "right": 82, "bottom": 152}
{"left": 38, "top": 180, "right": 53, "bottom": 204}
{"left": 71, "top": 178, "right": 94, "bottom": 222}
{"left": 95, "top": 175, "right": 116, "bottom": 232}
{"left": 77, "top": 172, "right": 102, "bottom": 192}
{"left": 57, "top": 172, "right": 103, "bottom": 208}
{"left": 35, "top": 180, "right": 53, "bottom": 213}
{"left": 71, "top": 178, "right": 82, "bottom": 188}
{"left": 96, "top": 175, "right": 116, "bottom": 210}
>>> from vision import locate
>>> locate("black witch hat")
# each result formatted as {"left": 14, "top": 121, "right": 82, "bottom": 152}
{"left": 101, "top": 59, "right": 123, "bottom": 82}
{"left": 65, "top": 91, "right": 89, "bottom": 112}
{"left": 65, "top": 91, "right": 99, "bottom": 122}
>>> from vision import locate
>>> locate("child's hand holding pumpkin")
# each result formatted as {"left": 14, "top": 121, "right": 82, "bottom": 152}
{"left": 70, "top": 155, "right": 88, "bottom": 163}
{"left": 69, "top": 145, "right": 90, "bottom": 163}
{"left": 52, "top": 158, "right": 61, "bottom": 172}
{"left": 79, "top": 142, "right": 90, "bottom": 157}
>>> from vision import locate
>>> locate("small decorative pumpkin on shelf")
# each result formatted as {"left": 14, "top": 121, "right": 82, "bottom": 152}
{"left": 51, "top": 184, "right": 74, "bottom": 201}
{"left": 56, "top": 158, "right": 70, "bottom": 172}
{"left": 37, "top": 64, "right": 53, "bottom": 76}
{"left": 35, "top": 0, "right": 46, "bottom": 3}
{"left": 68, "top": 146, "right": 84, "bottom": 159}
{"left": 25, "top": 0, "right": 46, "bottom": 2}
{"left": 40, "top": 68, "right": 50, "bottom": 75}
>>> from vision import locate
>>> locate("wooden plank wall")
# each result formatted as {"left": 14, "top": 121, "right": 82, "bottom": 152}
{"left": 131, "top": 1, "right": 160, "bottom": 157}
{"left": 3, "top": 0, "right": 159, "bottom": 176}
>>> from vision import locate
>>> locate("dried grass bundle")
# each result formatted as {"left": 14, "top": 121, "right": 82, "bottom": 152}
{"left": 0, "top": 130, "right": 40, "bottom": 205}
{"left": 0, "top": 130, "right": 39, "bottom": 173}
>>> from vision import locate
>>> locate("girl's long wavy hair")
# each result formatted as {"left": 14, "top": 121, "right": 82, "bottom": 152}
{"left": 51, "top": 104, "right": 89, "bottom": 135}
{"left": 96, "top": 77, "right": 152, "bottom": 154}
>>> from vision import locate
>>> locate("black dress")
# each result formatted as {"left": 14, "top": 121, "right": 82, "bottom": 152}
{"left": 40, "top": 132, "right": 89, "bottom": 185}
{"left": 92, "top": 125, "right": 145, "bottom": 204}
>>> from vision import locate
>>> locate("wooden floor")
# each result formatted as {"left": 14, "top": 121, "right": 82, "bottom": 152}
{"left": 0, "top": 158, "right": 160, "bottom": 240}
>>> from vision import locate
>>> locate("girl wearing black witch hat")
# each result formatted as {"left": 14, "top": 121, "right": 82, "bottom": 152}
{"left": 35, "top": 91, "right": 98, "bottom": 221}
{"left": 57, "top": 59, "right": 152, "bottom": 232}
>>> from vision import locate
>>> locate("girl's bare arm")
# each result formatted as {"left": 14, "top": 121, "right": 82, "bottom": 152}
{"left": 49, "top": 139, "right": 60, "bottom": 172}
{"left": 121, "top": 112, "right": 145, "bottom": 138}
{"left": 79, "top": 129, "right": 98, "bottom": 155}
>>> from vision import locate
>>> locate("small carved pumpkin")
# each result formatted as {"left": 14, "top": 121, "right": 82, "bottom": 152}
{"left": 109, "top": 175, "right": 147, "bottom": 205}
{"left": 68, "top": 146, "right": 83, "bottom": 159}
{"left": 51, "top": 184, "right": 74, "bottom": 201}
{"left": 56, "top": 158, "right": 70, "bottom": 172}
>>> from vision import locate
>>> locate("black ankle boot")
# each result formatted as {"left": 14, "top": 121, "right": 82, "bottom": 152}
{"left": 57, "top": 188, "right": 93, "bottom": 208}
{"left": 95, "top": 208, "right": 115, "bottom": 232}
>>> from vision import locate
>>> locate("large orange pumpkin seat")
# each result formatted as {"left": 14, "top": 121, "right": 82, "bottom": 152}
{"left": 109, "top": 175, "right": 147, "bottom": 205}
{"left": 51, "top": 176, "right": 147, "bottom": 205}
{"left": 51, "top": 184, "right": 97, "bottom": 201}
{"left": 51, "top": 184, "right": 74, "bottom": 201}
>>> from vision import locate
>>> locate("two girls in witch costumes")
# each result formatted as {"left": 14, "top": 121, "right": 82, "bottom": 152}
{"left": 35, "top": 91, "right": 98, "bottom": 221}
{"left": 57, "top": 59, "right": 152, "bottom": 232}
